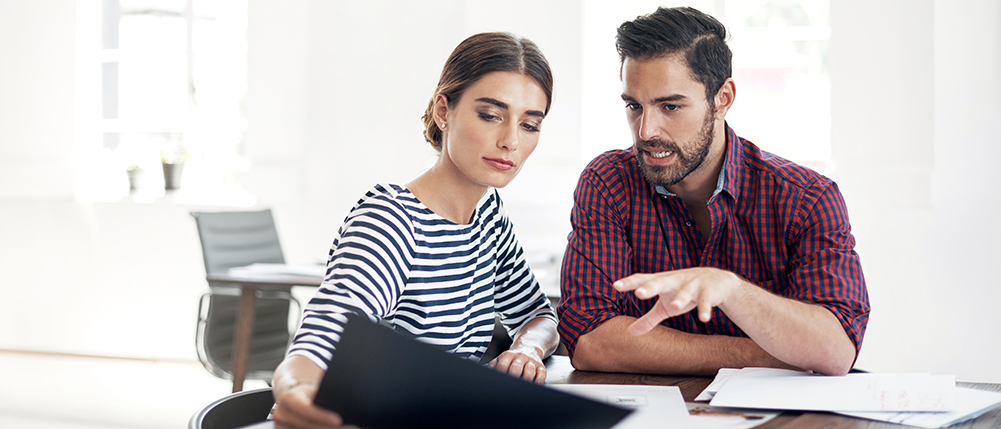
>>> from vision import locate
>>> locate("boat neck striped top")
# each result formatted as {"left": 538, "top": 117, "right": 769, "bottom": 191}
{"left": 288, "top": 183, "right": 557, "bottom": 370}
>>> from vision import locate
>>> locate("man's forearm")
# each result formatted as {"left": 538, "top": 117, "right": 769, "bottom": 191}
{"left": 570, "top": 316, "right": 794, "bottom": 376}
{"left": 720, "top": 282, "right": 857, "bottom": 376}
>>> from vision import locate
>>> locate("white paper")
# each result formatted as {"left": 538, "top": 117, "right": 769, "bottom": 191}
{"left": 549, "top": 384, "right": 774, "bottom": 429}
{"left": 549, "top": 384, "right": 689, "bottom": 414}
{"left": 709, "top": 368, "right": 956, "bottom": 412}
{"left": 695, "top": 368, "right": 740, "bottom": 401}
{"left": 837, "top": 387, "right": 1001, "bottom": 428}
{"left": 227, "top": 263, "right": 325, "bottom": 279}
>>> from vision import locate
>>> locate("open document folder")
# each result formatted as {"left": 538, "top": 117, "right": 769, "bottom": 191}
{"left": 314, "top": 313, "right": 632, "bottom": 429}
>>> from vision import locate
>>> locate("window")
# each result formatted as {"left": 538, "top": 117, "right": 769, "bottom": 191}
{"left": 76, "top": 0, "right": 251, "bottom": 204}
{"left": 724, "top": 0, "right": 831, "bottom": 172}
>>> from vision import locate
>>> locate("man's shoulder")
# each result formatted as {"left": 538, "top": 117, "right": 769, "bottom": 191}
{"left": 738, "top": 139, "right": 832, "bottom": 191}
{"left": 583, "top": 148, "right": 639, "bottom": 179}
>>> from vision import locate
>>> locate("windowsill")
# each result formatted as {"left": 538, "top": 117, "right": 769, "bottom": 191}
{"left": 74, "top": 184, "right": 257, "bottom": 207}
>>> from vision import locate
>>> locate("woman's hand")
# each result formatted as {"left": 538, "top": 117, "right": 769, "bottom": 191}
{"left": 489, "top": 346, "right": 547, "bottom": 384}
{"left": 272, "top": 383, "right": 355, "bottom": 429}
{"left": 272, "top": 355, "right": 359, "bottom": 429}
{"left": 487, "top": 317, "right": 559, "bottom": 384}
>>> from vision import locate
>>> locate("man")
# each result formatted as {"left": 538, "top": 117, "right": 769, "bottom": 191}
{"left": 558, "top": 6, "right": 869, "bottom": 377}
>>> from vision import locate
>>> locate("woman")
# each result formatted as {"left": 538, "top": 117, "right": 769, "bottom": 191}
{"left": 271, "top": 32, "right": 560, "bottom": 429}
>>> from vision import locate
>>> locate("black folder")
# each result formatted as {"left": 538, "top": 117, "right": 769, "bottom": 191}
{"left": 314, "top": 313, "right": 632, "bottom": 429}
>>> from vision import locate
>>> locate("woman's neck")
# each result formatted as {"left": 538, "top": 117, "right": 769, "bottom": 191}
{"left": 406, "top": 160, "right": 488, "bottom": 225}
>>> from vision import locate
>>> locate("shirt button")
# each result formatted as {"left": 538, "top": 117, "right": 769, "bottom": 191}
{"left": 686, "top": 221, "right": 692, "bottom": 227}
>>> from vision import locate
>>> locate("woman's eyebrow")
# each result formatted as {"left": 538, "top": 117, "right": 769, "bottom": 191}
{"left": 476, "top": 97, "right": 509, "bottom": 109}
{"left": 476, "top": 97, "right": 545, "bottom": 118}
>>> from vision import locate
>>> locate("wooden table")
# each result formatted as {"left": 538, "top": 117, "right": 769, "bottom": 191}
{"left": 206, "top": 272, "right": 321, "bottom": 393}
{"left": 543, "top": 356, "right": 1001, "bottom": 428}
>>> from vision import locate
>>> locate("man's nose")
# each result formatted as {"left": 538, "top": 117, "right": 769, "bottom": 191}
{"left": 638, "top": 111, "right": 660, "bottom": 142}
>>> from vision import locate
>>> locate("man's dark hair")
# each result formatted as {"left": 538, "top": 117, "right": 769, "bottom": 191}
{"left": 616, "top": 6, "right": 732, "bottom": 109}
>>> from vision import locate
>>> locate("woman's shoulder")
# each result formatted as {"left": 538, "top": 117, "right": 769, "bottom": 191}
{"left": 350, "top": 183, "right": 423, "bottom": 214}
{"left": 339, "top": 183, "right": 426, "bottom": 231}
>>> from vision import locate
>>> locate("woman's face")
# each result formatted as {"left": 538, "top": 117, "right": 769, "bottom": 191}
{"left": 435, "top": 71, "right": 548, "bottom": 189}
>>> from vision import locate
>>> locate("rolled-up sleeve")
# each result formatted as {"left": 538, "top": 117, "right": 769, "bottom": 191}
{"left": 558, "top": 168, "right": 633, "bottom": 357}
{"left": 786, "top": 180, "right": 870, "bottom": 360}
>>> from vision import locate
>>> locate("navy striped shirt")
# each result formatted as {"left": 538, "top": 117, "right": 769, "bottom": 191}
{"left": 290, "top": 184, "right": 557, "bottom": 369}
{"left": 559, "top": 124, "right": 870, "bottom": 359}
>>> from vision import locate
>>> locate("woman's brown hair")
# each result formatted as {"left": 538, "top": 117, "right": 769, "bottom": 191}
{"left": 421, "top": 32, "right": 554, "bottom": 151}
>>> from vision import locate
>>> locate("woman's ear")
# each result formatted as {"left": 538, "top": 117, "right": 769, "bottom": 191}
{"left": 433, "top": 94, "right": 449, "bottom": 130}
{"left": 713, "top": 78, "right": 736, "bottom": 120}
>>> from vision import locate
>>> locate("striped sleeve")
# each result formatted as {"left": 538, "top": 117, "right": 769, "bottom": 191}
{"left": 287, "top": 191, "right": 415, "bottom": 370}
{"left": 489, "top": 191, "right": 557, "bottom": 338}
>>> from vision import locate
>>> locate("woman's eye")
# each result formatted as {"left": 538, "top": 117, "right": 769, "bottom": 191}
{"left": 522, "top": 122, "right": 541, "bottom": 132}
{"left": 478, "top": 113, "right": 499, "bottom": 121}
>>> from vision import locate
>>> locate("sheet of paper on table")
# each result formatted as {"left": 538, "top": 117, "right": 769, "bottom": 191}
{"left": 837, "top": 387, "right": 1001, "bottom": 428}
{"left": 227, "top": 263, "right": 325, "bottom": 278}
{"left": 550, "top": 384, "right": 777, "bottom": 429}
{"left": 705, "top": 367, "right": 956, "bottom": 412}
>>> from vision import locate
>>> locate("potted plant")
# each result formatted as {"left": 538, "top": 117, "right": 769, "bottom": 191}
{"left": 126, "top": 163, "right": 144, "bottom": 191}
{"left": 161, "top": 134, "right": 188, "bottom": 190}
{"left": 161, "top": 151, "right": 184, "bottom": 190}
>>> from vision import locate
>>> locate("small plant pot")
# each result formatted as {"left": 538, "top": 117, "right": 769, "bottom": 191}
{"left": 163, "top": 162, "right": 184, "bottom": 190}
{"left": 126, "top": 169, "right": 144, "bottom": 191}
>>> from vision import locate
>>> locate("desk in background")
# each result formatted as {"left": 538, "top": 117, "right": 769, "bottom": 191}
{"left": 543, "top": 356, "right": 1001, "bottom": 429}
{"left": 205, "top": 272, "right": 321, "bottom": 392}
{"left": 214, "top": 257, "right": 564, "bottom": 392}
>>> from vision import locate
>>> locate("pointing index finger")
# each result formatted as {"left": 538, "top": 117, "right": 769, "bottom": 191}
{"left": 612, "top": 273, "right": 654, "bottom": 292}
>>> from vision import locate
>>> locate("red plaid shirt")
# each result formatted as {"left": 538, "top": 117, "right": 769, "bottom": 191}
{"left": 558, "top": 124, "right": 870, "bottom": 359}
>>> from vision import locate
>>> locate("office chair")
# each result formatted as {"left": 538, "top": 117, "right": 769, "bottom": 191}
{"left": 192, "top": 209, "right": 301, "bottom": 383}
{"left": 188, "top": 388, "right": 274, "bottom": 429}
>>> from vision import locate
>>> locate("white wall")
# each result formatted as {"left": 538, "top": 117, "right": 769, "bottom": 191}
{"left": 0, "top": 0, "right": 998, "bottom": 386}
{"left": 831, "top": 0, "right": 1001, "bottom": 381}
{"left": 0, "top": 1, "right": 77, "bottom": 198}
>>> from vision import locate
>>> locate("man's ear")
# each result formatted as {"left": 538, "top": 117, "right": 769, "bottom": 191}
{"left": 713, "top": 78, "right": 736, "bottom": 119}
{"left": 433, "top": 94, "right": 449, "bottom": 128}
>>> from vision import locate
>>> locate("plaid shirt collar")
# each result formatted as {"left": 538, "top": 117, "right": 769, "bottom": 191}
{"left": 652, "top": 122, "right": 743, "bottom": 202}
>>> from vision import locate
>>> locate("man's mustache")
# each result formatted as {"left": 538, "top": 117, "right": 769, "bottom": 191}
{"left": 636, "top": 138, "right": 680, "bottom": 153}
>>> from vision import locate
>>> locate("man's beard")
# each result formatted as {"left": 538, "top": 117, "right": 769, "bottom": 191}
{"left": 636, "top": 110, "right": 716, "bottom": 188}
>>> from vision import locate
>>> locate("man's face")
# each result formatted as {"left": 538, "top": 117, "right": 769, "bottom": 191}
{"left": 621, "top": 55, "right": 717, "bottom": 188}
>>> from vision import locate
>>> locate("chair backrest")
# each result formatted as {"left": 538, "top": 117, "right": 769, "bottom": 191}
{"left": 189, "top": 388, "right": 274, "bottom": 429}
{"left": 190, "top": 209, "right": 297, "bottom": 380}
{"left": 190, "top": 209, "right": 285, "bottom": 275}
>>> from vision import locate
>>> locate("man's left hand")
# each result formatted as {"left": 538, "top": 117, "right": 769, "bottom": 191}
{"left": 613, "top": 267, "right": 741, "bottom": 336}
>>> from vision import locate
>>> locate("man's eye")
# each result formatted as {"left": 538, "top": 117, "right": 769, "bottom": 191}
{"left": 625, "top": 103, "right": 641, "bottom": 111}
{"left": 664, "top": 104, "right": 680, "bottom": 111}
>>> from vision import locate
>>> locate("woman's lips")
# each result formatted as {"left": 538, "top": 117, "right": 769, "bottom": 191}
{"left": 484, "top": 157, "right": 515, "bottom": 171}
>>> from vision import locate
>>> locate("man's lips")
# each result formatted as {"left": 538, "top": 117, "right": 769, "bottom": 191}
{"left": 641, "top": 148, "right": 676, "bottom": 165}
{"left": 484, "top": 157, "right": 515, "bottom": 171}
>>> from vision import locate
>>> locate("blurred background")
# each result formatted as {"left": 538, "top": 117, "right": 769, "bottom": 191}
{"left": 1, "top": 0, "right": 998, "bottom": 427}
